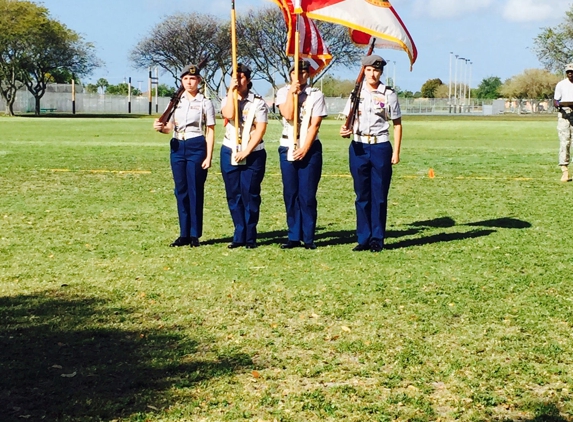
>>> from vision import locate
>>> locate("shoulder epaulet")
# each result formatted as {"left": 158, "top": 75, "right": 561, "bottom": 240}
{"left": 254, "top": 94, "right": 263, "bottom": 100}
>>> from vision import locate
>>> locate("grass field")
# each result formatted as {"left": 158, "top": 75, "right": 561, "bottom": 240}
{"left": 1, "top": 114, "right": 572, "bottom": 421}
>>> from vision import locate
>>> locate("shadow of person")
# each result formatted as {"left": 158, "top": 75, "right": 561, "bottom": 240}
{"left": 385, "top": 229, "right": 496, "bottom": 250}
{"left": 0, "top": 291, "right": 253, "bottom": 421}
{"left": 465, "top": 217, "right": 532, "bottom": 229}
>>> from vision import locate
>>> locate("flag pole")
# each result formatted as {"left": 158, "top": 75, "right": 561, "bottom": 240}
{"left": 231, "top": 0, "right": 241, "bottom": 163}
{"left": 292, "top": 13, "right": 300, "bottom": 159}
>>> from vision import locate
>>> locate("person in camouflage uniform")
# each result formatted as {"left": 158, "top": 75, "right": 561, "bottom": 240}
{"left": 554, "top": 63, "right": 573, "bottom": 182}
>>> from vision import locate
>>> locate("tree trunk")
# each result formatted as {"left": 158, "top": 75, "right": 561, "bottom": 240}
{"left": 34, "top": 96, "right": 41, "bottom": 116}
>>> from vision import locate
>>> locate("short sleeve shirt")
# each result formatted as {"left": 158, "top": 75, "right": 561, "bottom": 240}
{"left": 554, "top": 79, "right": 573, "bottom": 102}
{"left": 275, "top": 85, "right": 328, "bottom": 138}
{"left": 171, "top": 92, "right": 216, "bottom": 137}
{"left": 221, "top": 92, "right": 268, "bottom": 142}
{"left": 342, "top": 83, "right": 401, "bottom": 136}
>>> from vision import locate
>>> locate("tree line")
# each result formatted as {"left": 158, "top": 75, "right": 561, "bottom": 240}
{"left": 0, "top": 0, "right": 98, "bottom": 115}
{"left": 3, "top": 2, "right": 573, "bottom": 115}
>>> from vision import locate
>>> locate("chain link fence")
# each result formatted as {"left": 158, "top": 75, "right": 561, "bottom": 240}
{"left": 0, "top": 85, "right": 551, "bottom": 117}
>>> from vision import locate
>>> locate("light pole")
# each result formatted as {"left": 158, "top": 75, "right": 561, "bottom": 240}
{"left": 458, "top": 57, "right": 465, "bottom": 113}
{"left": 392, "top": 60, "right": 396, "bottom": 89}
{"left": 468, "top": 61, "right": 473, "bottom": 112}
{"left": 449, "top": 52, "right": 453, "bottom": 112}
{"left": 454, "top": 54, "right": 459, "bottom": 113}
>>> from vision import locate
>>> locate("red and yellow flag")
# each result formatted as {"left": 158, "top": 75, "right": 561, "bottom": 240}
{"left": 273, "top": 0, "right": 333, "bottom": 76}
{"left": 296, "top": 0, "right": 417, "bottom": 68}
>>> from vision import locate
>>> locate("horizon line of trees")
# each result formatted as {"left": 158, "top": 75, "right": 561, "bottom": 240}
{"left": 0, "top": 0, "right": 100, "bottom": 115}
{"left": 4, "top": 2, "right": 573, "bottom": 114}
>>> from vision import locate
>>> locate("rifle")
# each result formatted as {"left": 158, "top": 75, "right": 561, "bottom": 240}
{"left": 344, "top": 38, "right": 376, "bottom": 132}
{"left": 158, "top": 56, "right": 209, "bottom": 124}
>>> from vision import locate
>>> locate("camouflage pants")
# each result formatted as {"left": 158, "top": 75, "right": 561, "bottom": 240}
{"left": 558, "top": 112, "right": 573, "bottom": 166}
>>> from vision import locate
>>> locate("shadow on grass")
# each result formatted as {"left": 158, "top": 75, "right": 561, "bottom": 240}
{"left": 202, "top": 216, "right": 531, "bottom": 249}
{"left": 496, "top": 401, "right": 571, "bottom": 421}
{"left": 465, "top": 217, "right": 532, "bottom": 229}
{"left": 0, "top": 291, "right": 252, "bottom": 421}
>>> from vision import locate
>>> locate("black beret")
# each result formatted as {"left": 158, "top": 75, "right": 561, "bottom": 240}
{"left": 289, "top": 59, "right": 311, "bottom": 73}
{"left": 236, "top": 63, "right": 252, "bottom": 80}
{"left": 180, "top": 64, "right": 201, "bottom": 78}
{"left": 361, "top": 54, "right": 386, "bottom": 69}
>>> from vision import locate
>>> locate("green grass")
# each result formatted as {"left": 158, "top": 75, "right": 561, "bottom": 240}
{"left": 1, "top": 114, "right": 572, "bottom": 421}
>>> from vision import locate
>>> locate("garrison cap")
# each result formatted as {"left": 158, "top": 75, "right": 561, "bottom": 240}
{"left": 289, "top": 59, "right": 311, "bottom": 73}
{"left": 180, "top": 64, "right": 201, "bottom": 78}
{"left": 361, "top": 54, "right": 386, "bottom": 69}
{"left": 236, "top": 63, "right": 252, "bottom": 80}
{"left": 566, "top": 63, "right": 573, "bottom": 72}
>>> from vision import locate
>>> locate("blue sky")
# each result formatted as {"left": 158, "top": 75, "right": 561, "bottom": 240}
{"left": 39, "top": 0, "right": 573, "bottom": 94}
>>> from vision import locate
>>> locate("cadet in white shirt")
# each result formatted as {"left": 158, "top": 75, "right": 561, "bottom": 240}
{"left": 220, "top": 63, "right": 268, "bottom": 249}
{"left": 153, "top": 64, "right": 215, "bottom": 248}
{"left": 340, "top": 55, "right": 402, "bottom": 252}
{"left": 275, "top": 59, "right": 327, "bottom": 250}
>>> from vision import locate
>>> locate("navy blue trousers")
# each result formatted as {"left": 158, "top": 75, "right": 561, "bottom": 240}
{"left": 170, "top": 136, "right": 208, "bottom": 239}
{"left": 349, "top": 141, "right": 393, "bottom": 246}
{"left": 220, "top": 145, "right": 267, "bottom": 244}
{"left": 279, "top": 140, "right": 322, "bottom": 244}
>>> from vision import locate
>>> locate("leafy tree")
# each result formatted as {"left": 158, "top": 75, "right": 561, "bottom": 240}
{"left": 157, "top": 83, "right": 176, "bottom": 97}
{"left": 533, "top": 5, "right": 573, "bottom": 73}
{"left": 105, "top": 82, "right": 142, "bottom": 96}
{"left": 85, "top": 83, "right": 98, "bottom": 94}
{"left": 420, "top": 78, "right": 443, "bottom": 98}
{"left": 18, "top": 14, "right": 100, "bottom": 114}
{"left": 400, "top": 90, "right": 414, "bottom": 98}
{"left": 130, "top": 12, "right": 229, "bottom": 99}
{"left": 0, "top": 0, "right": 46, "bottom": 115}
{"left": 474, "top": 76, "right": 502, "bottom": 99}
{"left": 499, "top": 68, "right": 560, "bottom": 113}
{"left": 131, "top": 8, "right": 365, "bottom": 99}
{"left": 319, "top": 75, "right": 354, "bottom": 97}
{"left": 434, "top": 84, "right": 449, "bottom": 99}
{"left": 96, "top": 78, "right": 109, "bottom": 94}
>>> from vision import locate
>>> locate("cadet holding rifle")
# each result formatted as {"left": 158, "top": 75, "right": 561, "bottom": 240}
{"left": 340, "top": 55, "right": 402, "bottom": 253}
{"left": 153, "top": 63, "right": 215, "bottom": 248}
{"left": 554, "top": 63, "right": 573, "bottom": 182}
{"left": 220, "top": 64, "right": 268, "bottom": 249}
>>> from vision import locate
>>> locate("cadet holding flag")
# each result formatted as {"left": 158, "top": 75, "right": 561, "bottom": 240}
{"left": 276, "top": 59, "right": 327, "bottom": 250}
{"left": 340, "top": 54, "right": 402, "bottom": 253}
{"left": 220, "top": 64, "right": 268, "bottom": 249}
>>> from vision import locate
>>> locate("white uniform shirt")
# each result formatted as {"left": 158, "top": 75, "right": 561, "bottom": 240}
{"left": 221, "top": 92, "right": 268, "bottom": 146}
{"left": 171, "top": 92, "right": 216, "bottom": 138}
{"left": 275, "top": 85, "right": 328, "bottom": 140}
{"left": 554, "top": 79, "right": 573, "bottom": 103}
{"left": 343, "top": 83, "right": 401, "bottom": 139}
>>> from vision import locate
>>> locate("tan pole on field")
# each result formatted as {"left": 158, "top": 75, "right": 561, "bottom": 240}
{"left": 71, "top": 77, "right": 76, "bottom": 115}
{"left": 148, "top": 67, "right": 152, "bottom": 115}
{"left": 231, "top": 0, "right": 241, "bottom": 153}
{"left": 293, "top": 14, "right": 300, "bottom": 153}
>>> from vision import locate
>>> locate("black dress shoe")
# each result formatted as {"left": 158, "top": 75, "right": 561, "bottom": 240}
{"left": 170, "top": 237, "right": 191, "bottom": 247}
{"left": 304, "top": 242, "right": 317, "bottom": 250}
{"left": 190, "top": 237, "right": 200, "bottom": 247}
{"left": 281, "top": 240, "right": 301, "bottom": 249}
{"left": 370, "top": 241, "right": 383, "bottom": 252}
{"left": 227, "top": 242, "right": 245, "bottom": 249}
{"left": 352, "top": 243, "right": 370, "bottom": 252}
{"left": 245, "top": 242, "right": 258, "bottom": 249}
